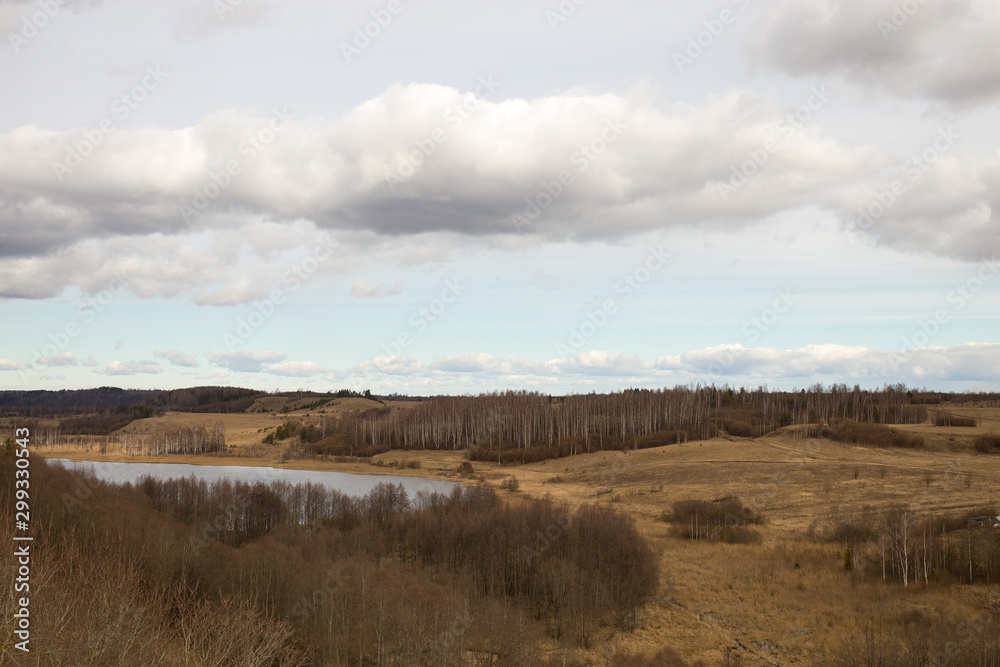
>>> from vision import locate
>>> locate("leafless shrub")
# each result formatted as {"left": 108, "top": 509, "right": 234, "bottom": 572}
{"left": 667, "top": 497, "right": 764, "bottom": 544}
{"left": 974, "top": 433, "right": 1000, "bottom": 453}
{"left": 826, "top": 419, "right": 924, "bottom": 449}
{"left": 933, "top": 412, "right": 977, "bottom": 427}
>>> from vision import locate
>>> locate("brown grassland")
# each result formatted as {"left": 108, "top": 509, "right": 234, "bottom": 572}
{"left": 20, "top": 402, "right": 1000, "bottom": 664}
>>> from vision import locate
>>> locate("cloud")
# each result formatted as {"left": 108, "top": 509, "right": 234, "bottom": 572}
{"left": 657, "top": 342, "right": 1000, "bottom": 382}
{"left": 206, "top": 349, "right": 287, "bottom": 372}
{"left": 350, "top": 279, "right": 403, "bottom": 298}
{"left": 0, "top": 87, "right": 888, "bottom": 279}
{"left": 172, "top": 0, "right": 268, "bottom": 40}
{"left": 38, "top": 352, "right": 78, "bottom": 367}
{"left": 99, "top": 360, "right": 164, "bottom": 375}
{"left": 0, "top": 0, "right": 103, "bottom": 34}
{"left": 265, "top": 361, "right": 325, "bottom": 377}
{"left": 747, "top": 0, "right": 1000, "bottom": 107}
{"left": 347, "top": 343, "right": 1000, "bottom": 389}
{"left": 431, "top": 352, "right": 510, "bottom": 373}
{"left": 154, "top": 349, "right": 199, "bottom": 367}
{"left": 1, "top": 82, "right": 995, "bottom": 303}
{"left": 194, "top": 279, "right": 260, "bottom": 307}
{"left": 0, "top": 358, "right": 25, "bottom": 371}
{"left": 0, "top": 219, "right": 341, "bottom": 302}
{"left": 114, "top": 340, "right": 124, "bottom": 349}
{"left": 350, "top": 279, "right": 381, "bottom": 298}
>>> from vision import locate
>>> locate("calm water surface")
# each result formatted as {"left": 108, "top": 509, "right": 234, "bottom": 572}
{"left": 47, "top": 458, "right": 461, "bottom": 498}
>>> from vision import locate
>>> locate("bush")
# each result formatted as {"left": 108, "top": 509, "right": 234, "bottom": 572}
{"left": 668, "top": 497, "right": 764, "bottom": 543}
{"left": 974, "top": 433, "right": 1000, "bottom": 453}
{"left": 500, "top": 476, "right": 520, "bottom": 492}
{"left": 634, "top": 429, "right": 689, "bottom": 449}
{"left": 725, "top": 420, "right": 755, "bottom": 438}
{"left": 826, "top": 419, "right": 923, "bottom": 449}
{"left": 826, "top": 505, "right": 879, "bottom": 544}
{"left": 933, "top": 412, "right": 977, "bottom": 427}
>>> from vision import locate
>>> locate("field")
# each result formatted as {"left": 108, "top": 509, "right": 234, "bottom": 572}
{"left": 27, "top": 403, "right": 1000, "bottom": 664}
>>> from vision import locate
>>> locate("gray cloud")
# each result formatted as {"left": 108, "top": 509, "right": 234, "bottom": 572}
{"left": 0, "top": 84, "right": 926, "bottom": 300}
{"left": 0, "top": 87, "right": 880, "bottom": 254}
{"left": 747, "top": 0, "right": 1000, "bottom": 107}
{"left": 37, "top": 352, "right": 77, "bottom": 367}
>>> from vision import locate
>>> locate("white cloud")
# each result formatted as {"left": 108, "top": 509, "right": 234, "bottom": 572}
{"left": 154, "top": 349, "right": 199, "bottom": 367}
{"left": 265, "top": 361, "right": 325, "bottom": 377}
{"left": 99, "top": 360, "right": 164, "bottom": 375}
{"left": 350, "top": 279, "right": 403, "bottom": 298}
{"left": 0, "top": 358, "right": 25, "bottom": 370}
{"left": 194, "top": 279, "right": 260, "bottom": 307}
{"left": 347, "top": 343, "right": 1000, "bottom": 389}
{"left": 432, "top": 352, "right": 511, "bottom": 373}
{"left": 206, "top": 349, "right": 287, "bottom": 372}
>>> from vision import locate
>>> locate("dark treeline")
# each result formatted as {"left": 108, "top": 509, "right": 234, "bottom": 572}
{"left": 0, "top": 387, "right": 159, "bottom": 416}
{"left": 0, "top": 386, "right": 263, "bottom": 419}
{"left": 318, "top": 385, "right": 936, "bottom": 461}
{"left": 147, "top": 386, "right": 265, "bottom": 413}
{"left": 0, "top": 448, "right": 657, "bottom": 665}
{"left": 55, "top": 403, "right": 160, "bottom": 435}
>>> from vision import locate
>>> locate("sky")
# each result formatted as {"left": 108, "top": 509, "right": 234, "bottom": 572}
{"left": 1, "top": 0, "right": 999, "bottom": 394}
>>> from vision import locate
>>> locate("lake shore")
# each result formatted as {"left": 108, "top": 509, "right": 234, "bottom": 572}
{"left": 36, "top": 447, "right": 471, "bottom": 483}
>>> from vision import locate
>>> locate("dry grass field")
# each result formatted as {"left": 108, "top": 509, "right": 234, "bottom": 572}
{"left": 30, "top": 404, "right": 1000, "bottom": 664}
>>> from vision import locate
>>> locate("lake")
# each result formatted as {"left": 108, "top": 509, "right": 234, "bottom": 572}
{"left": 47, "top": 458, "right": 462, "bottom": 499}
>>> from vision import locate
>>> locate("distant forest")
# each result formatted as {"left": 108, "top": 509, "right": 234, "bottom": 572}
{"left": 0, "top": 386, "right": 265, "bottom": 416}
{"left": 7, "top": 384, "right": 1000, "bottom": 463}
{"left": 304, "top": 385, "right": 1000, "bottom": 462}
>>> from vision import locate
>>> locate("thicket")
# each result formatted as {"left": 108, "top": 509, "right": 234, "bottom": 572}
{"left": 0, "top": 451, "right": 658, "bottom": 664}
{"left": 932, "top": 412, "right": 978, "bottom": 427}
{"left": 974, "top": 433, "right": 1000, "bottom": 454}
{"left": 825, "top": 505, "right": 1000, "bottom": 587}
{"left": 665, "top": 497, "right": 765, "bottom": 544}
{"left": 822, "top": 419, "right": 925, "bottom": 449}
{"left": 832, "top": 617, "right": 1000, "bottom": 665}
